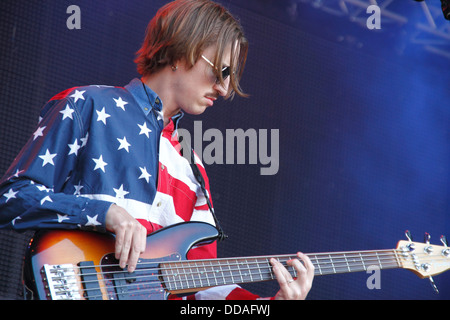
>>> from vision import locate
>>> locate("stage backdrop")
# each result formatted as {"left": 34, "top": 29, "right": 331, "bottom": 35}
{"left": 0, "top": 0, "right": 448, "bottom": 299}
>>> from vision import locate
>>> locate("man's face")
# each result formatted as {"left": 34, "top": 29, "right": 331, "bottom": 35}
{"left": 172, "top": 45, "right": 232, "bottom": 115}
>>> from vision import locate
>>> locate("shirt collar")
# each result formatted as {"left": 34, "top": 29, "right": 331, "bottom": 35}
{"left": 125, "top": 78, "right": 163, "bottom": 116}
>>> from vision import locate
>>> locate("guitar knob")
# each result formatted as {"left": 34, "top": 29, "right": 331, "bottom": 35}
{"left": 422, "top": 263, "right": 431, "bottom": 271}
{"left": 406, "top": 242, "right": 415, "bottom": 252}
{"left": 424, "top": 246, "right": 433, "bottom": 254}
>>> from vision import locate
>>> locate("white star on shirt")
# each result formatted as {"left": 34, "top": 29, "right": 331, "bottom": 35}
{"left": 36, "top": 185, "right": 51, "bottom": 192}
{"left": 11, "top": 169, "right": 24, "bottom": 178}
{"left": 80, "top": 132, "right": 89, "bottom": 148}
{"left": 12, "top": 216, "right": 21, "bottom": 226}
{"left": 70, "top": 90, "right": 86, "bottom": 103}
{"left": 3, "top": 189, "right": 18, "bottom": 203}
{"left": 138, "top": 167, "right": 151, "bottom": 183}
{"left": 114, "top": 97, "right": 128, "bottom": 111}
{"left": 68, "top": 139, "right": 81, "bottom": 156}
{"left": 92, "top": 155, "right": 108, "bottom": 172}
{"left": 57, "top": 214, "right": 70, "bottom": 223}
{"left": 74, "top": 181, "right": 83, "bottom": 195}
{"left": 117, "top": 136, "right": 131, "bottom": 152}
{"left": 85, "top": 214, "right": 101, "bottom": 227}
{"left": 96, "top": 107, "right": 111, "bottom": 125}
{"left": 138, "top": 122, "right": 152, "bottom": 138}
{"left": 40, "top": 195, "right": 53, "bottom": 205}
{"left": 39, "top": 149, "right": 57, "bottom": 167}
{"left": 33, "top": 126, "right": 46, "bottom": 140}
{"left": 113, "top": 184, "right": 129, "bottom": 199}
{"left": 60, "top": 104, "right": 75, "bottom": 120}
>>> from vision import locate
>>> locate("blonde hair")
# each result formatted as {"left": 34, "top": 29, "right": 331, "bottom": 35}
{"left": 135, "top": 0, "right": 248, "bottom": 98}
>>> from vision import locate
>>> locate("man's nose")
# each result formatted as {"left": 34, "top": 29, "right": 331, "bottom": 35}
{"left": 214, "top": 78, "right": 230, "bottom": 97}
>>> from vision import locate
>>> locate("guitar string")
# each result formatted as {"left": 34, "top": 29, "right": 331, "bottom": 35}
{"left": 58, "top": 249, "right": 400, "bottom": 273}
{"left": 47, "top": 249, "right": 438, "bottom": 287}
{"left": 52, "top": 250, "right": 400, "bottom": 281}
{"left": 44, "top": 250, "right": 446, "bottom": 299}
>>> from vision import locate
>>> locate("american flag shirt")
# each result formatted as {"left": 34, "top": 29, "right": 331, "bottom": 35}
{"left": 0, "top": 78, "right": 265, "bottom": 300}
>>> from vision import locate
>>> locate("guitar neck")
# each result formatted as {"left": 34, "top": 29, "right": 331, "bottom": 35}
{"left": 160, "top": 249, "right": 400, "bottom": 293}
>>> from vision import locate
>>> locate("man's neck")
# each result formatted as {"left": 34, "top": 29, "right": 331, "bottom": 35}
{"left": 141, "top": 70, "right": 179, "bottom": 126}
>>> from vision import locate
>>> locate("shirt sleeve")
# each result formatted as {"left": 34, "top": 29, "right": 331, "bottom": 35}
{"left": 0, "top": 89, "right": 112, "bottom": 232}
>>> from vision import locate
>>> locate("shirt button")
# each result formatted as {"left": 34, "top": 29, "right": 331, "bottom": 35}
{"left": 155, "top": 98, "right": 160, "bottom": 104}
{"left": 144, "top": 107, "right": 149, "bottom": 111}
{"left": 156, "top": 201, "right": 162, "bottom": 207}
{"left": 161, "top": 164, "right": 165, "bottom": 170}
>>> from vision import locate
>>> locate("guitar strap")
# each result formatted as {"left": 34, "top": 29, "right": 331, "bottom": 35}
{"left": 179, "top": 136, "right": 227, "bottom": 242}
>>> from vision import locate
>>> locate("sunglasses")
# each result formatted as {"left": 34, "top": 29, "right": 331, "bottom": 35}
{"left": 201, "top": 55, "right": 231, "bottom": 84}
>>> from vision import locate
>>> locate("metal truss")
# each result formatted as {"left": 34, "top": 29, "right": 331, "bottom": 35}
{"left": 296, "top": 0, "right": 450, "bottom": 59}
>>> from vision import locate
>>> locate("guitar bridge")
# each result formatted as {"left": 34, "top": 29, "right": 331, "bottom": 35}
{"left": 42, "top": 264, "right": 81, "bottom": 300}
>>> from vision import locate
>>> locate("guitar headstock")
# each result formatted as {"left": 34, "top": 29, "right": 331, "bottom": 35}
{"left": 396, "top": 231, "right": 450, "bottom": 279}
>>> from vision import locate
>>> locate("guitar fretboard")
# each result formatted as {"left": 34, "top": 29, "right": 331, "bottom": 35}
{"left": 160, "top": 249, "right": 400, "bottom": 292}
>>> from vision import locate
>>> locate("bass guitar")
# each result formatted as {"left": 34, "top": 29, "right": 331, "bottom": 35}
{"left": 24, "top": 222, "right": 450, "bottom": 300}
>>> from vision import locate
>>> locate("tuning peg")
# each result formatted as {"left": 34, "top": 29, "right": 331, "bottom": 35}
{"left": 423, "top": 233, "right": 434, "bottom": 254}
{"left": 405, "top": 230, "right": 413, "bottom": 242}
{"left": 440, "top": 235, "right": 448, "bottom": 247}
{"left": 424, "top": 232, "right": 431, "bottom": 244}
{"left": 441, "top": 236, "right": 450, "bottom": 257}
{"left": 404, "top": 230, "right": 415, "bottom": 251}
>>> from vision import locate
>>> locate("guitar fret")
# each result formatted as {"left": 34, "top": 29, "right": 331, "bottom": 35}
{"left": 225, "top": 259, "right": 234, "bottom": 284}
{"left": 344, "top": 253, "right": 351, "bottom": 272}
{"left": 236, "top": 259, "right": 244, "bottom": 283}
{"left": 183, "top": 263, "right": 190, "bottom": 289}
{"left": 359, "top": 252, "right": 366, "bottom": 270}
{"left": 201, "top": 261, "right": 210, "bottom": 287}
{"left": 189, "top": 263, "right": 196, "bottom": 288}
{"left": 330, "top": 254, "right": 336, "bottom": 273}
{"left": 210, "top": 261, "right": 218, "bottom": 286}
{"left": 348, "top": 253, "right": 363, "bottom": 273}
{"left": 376, "top": 252, "right": 382, "bottom": 268}
{"left": 312, "top": 255, "right": 322, "bottom": 275}
{"left": 246, "top": 259, "right": 253, "bottom": 282}
{"left": 194, "top": 260, "right": 203, "bottom": 288}
{"left": 256, "top": 258, "right": 265, "bottom": 280}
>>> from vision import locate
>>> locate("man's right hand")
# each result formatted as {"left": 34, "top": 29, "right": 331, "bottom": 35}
{"left": 105, "top": 204, "right": 147, "bottom": 273}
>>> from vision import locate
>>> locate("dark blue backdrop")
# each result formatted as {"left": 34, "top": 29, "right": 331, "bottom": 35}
{"left": 0, "top": 0, "right": 449, "bottom": 299}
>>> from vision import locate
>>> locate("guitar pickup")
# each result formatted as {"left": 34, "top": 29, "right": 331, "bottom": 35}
{"left": 78, "top": 261, "right": 103, "bottom": 300}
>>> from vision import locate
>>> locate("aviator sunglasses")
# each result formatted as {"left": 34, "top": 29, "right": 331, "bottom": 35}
{"left": 201, "top": 55, "right": 231, "bottom": 84}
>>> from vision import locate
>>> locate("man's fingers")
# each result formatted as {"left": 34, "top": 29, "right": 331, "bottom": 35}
{"left": 270, "top": 258, "right": 293, "bottom": 287}
{"left": 125, "top": 225, "right": 147, "bottom": 272}
{"left": 106, "top": 205, "right": 147, "bottom": 272}
{"left": 271, "top": 252, "right": 315, "bottom": 300}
